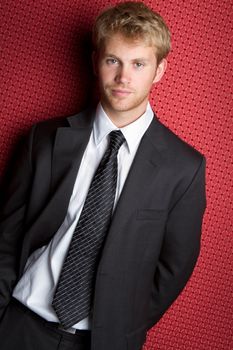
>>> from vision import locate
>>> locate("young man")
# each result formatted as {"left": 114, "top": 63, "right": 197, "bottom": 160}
{"left": 0, "top": 2, "right": 206, "bottom": 350}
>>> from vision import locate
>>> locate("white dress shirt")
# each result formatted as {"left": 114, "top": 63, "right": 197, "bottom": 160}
{"left": 13, "top": 102, "right": 154, "bottom": 330}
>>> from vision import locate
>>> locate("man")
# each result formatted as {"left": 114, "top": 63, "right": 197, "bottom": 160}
{"left": 0, "top": 2, "right": 206, "bottom": 350}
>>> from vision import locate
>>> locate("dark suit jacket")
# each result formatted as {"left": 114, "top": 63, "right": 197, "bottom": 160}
{"left": 0, "top": 108, "right": 206, "bottom": 350}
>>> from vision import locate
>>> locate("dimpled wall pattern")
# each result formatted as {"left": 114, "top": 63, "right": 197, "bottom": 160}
{"left": 0, "top": 0, "right": 232, "bottom": 349}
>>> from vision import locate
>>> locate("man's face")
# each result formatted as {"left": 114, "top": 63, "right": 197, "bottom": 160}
{"left": 93, "top": 32, "right": 166, "bottom": 126}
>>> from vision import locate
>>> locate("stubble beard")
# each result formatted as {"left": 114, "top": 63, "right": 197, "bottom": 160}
{"left": 101, "top": 85, "right": 149, "bottom": 115}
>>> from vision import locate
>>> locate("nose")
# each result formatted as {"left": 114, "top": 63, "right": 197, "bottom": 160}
{"left": 115, "top": 65, "right": 130, "bottom": 84}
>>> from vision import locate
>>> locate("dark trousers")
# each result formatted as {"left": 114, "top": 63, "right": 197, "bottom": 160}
{"left": 0, "top": 298, "right": 91, "bottom": 350}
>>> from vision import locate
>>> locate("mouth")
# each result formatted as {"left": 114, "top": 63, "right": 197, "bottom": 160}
{"left": 111, "top": 89, "right": 132, "bottom": 97}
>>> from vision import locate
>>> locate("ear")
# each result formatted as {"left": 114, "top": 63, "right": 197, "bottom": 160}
{"left": 152, "top": 58, "right": 167, "bottom": 84}
{"left": 92, "top": 51, "right": 98, "bottom": 76}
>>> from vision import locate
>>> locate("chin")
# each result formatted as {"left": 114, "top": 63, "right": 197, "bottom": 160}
{"left": 106, "top": 98, "right": 136, "bottom": 112}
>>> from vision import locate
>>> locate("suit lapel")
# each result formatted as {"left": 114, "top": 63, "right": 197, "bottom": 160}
{"left": 51, "top": 128, "right": 91, "bottom": 195}
{"left": 100, "top": 116, "right": 167, "bottom": 255}
{"left": 47, "top": 109, "right": 95, "bottom": 236}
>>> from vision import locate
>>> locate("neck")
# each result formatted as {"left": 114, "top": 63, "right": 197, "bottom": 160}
{"left": 101, "top": 101, "right": 149, "bottom": 128}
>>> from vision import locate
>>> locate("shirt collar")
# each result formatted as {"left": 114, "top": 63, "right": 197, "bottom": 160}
{"left": 93, "top": 102, "right": 154, "bottom": 153}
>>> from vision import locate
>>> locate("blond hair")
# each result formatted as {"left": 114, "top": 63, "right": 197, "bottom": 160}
{"left": 92, "top": 1, "right": 171, "bottom": 63}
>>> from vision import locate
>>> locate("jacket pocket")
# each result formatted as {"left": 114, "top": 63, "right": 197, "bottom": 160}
{"left": 136, "top": 209, "right": 167, "bottom": 221}
{"left": 126, "top": 325, "right": 148, "bottom": 350}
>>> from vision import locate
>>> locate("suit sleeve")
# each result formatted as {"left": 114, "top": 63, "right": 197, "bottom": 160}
{"left": 147, "top": 156, "right": 206, "bottom": 329}
{"left": 0, "top": 126, "right": 35, "bottom": 319}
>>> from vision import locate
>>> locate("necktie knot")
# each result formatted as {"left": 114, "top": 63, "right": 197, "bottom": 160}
{"left": 109, "top": 130, "right": 125, "bottom": 151}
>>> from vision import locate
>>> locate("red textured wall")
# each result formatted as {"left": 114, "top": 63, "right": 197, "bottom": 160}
{"left": 1, "top": 0, "right": 232, "bottom": 349}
